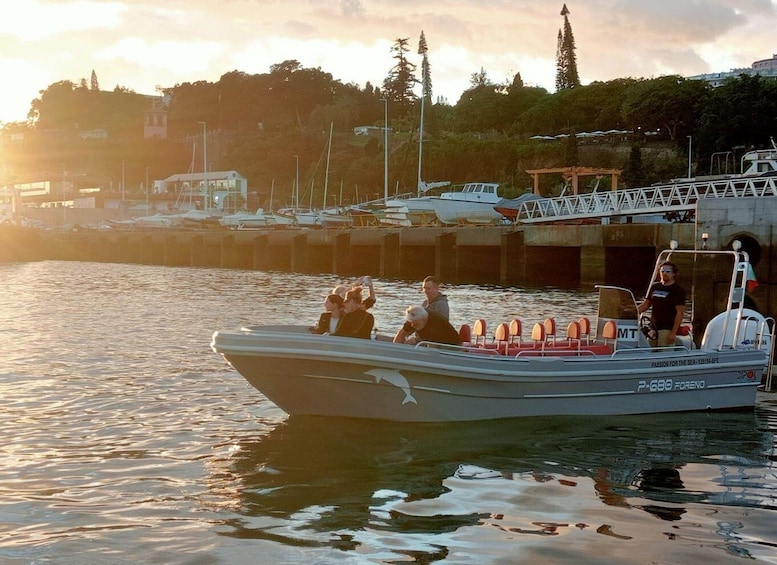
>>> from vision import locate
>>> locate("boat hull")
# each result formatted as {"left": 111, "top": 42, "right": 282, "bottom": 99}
{"left": 212, "top": 326, "right": 766, "bottom": 422}
{"left": 430, "top": 199, "right": 504, "bottom": 225}
{"left": 380, "top": 199, "right": 439, "bottom": 226}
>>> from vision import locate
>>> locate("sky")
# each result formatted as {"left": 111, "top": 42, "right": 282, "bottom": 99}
{"left": 0, "top": 0, "right": 776, "bottom": 124}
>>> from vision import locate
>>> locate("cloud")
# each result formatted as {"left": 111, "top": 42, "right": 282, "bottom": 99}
{"left": 1, "top": 0, "right": 776, "bottom": 123}
{"left": 0, "top": 0, "right": 126, "bottom": 41}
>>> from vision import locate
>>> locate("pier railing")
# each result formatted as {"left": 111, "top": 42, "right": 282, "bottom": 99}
{"left": 516, "top": 176, "right": 777, "bottom": 223}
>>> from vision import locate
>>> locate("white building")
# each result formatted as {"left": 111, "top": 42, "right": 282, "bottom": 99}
{"left": 156, "top": 170, "right": 248, "bottom": 212}
{"left": 688, "top": 54, "right": 777, "bottom": 87}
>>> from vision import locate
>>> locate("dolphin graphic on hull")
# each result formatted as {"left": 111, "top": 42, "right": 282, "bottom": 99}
{"left": 365, "top": 368, "right": 418, "bottom": 405}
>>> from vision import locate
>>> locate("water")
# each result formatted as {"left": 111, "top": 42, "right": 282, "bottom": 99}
{"left": 1, "top": 261, "right": 775, "bottom": 564}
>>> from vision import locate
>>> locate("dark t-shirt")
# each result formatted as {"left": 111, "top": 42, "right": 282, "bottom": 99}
{"left": 333, "top": 310, "right": 374, "bottom": 339}
{"left": 648, "top": 282, "right": 686, "bottom": 330}
{"left": 402, "top": 310, "right": 461, "bottom": 345}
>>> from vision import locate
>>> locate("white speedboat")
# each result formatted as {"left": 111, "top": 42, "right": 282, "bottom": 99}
{"left": 380, "top": 199, "right": 438, "bottom": 226}
{"left": 429, "top": 182, "right": 505, "bottom": 225}
{"left": 379, "top": 182, "right": 451, "bottom": 226}
{"left": 212, "top": 245, "right": 774, "bottom": 422}
{"left": 220, "top": 209, "right": 275, "bottom": 229}
{"left": 269, "top": 207, "right": 300, "bottom": 227}
{"left": 319, "top": 208, "right": 354, "bottom": 228}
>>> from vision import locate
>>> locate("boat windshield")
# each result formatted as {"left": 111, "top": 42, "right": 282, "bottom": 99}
{"left": 597, "top": 286, "right": 639, "bottom": 320}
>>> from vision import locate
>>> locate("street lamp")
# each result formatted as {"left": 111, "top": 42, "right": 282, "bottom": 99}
{"left": 121, "top": 159, "right": 125, "bottom": 202}
{"left": 198, "top": 121, "right": 207, "bottom": 211}
{"left": 61, "top": 163, "right": 66, "bottom": 226}
{"left": 294, "top": 155, "right": 299, "bottom": 209}
{"left": 687, "top": 135, "right": 693, "bottom": 179}
{"left": 145, "top": 167, "right": 151, "bottom": 209}
{"left": 381, "top": 98, "right": 388, "bottom": 202}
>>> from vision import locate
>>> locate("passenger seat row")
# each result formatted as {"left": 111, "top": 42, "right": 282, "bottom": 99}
{"left": 459, "top": 317, "right": 618, "bottom": 355}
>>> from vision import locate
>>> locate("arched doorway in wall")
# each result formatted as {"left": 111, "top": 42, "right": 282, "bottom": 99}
{"left": 727, "top": 233, "right": 761, "bottom": 266}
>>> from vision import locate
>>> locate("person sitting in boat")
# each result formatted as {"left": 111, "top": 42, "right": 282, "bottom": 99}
{"left": 332, "top": 288, "right": 374, "bottom": 339}
{"left": 393, "top": 305, "right": 461, "bottom": 346}
{"left": 332, "top": 276, "right": 376, "bottom": 310}
{"left": 422, "top": 275, "right": 449, "bottom": 319}
{"left": 309, "top": 293, "right": 344, "bottom": 334}
{"left": 637, "top": 261, "right": 686, "bottom": 347}
{"left": 331, "top": 284, "right": 349, "bottom": 300}
{"left": 357, "top": 275, "right": 376, "bottom": 310}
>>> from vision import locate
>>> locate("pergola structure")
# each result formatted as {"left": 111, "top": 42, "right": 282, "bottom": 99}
{"left": 525, "top": 166, "right": 622, "bottom": 196}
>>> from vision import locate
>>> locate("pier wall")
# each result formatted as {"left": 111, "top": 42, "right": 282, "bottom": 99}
{"left": 1, "top": 197, "right": 775, "bottom": 320}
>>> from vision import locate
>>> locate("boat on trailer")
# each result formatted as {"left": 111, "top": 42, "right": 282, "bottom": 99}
{"left": 211, "top": 244, "right": 775, "bottom": 422}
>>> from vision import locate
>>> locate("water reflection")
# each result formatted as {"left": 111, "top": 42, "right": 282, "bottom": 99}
{"left": 3, "top": 262, "right": 776, "bottom": 563}
{"left": 219, "top": 411, "right": 774, "bottom": 558}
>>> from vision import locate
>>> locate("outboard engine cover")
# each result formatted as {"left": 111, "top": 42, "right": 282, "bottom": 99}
{"left": 701, "top": 308, "right": 772, "bottom": 351}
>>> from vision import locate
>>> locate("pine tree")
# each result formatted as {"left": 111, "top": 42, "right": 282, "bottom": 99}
{"left": 555, "top": 4, "right": 580, "bottom": 91}
{"left": 90, "top": 69, "right": 99, "bottom": 91}
{"left": 555, "top": 29, "right": 565, "bottom": 92}
{"left": 623, "top": 144, "right": 647, "bottom": 187}
{"left": 564, "top": 131, "right": 579, "bottom": 166}
{"left": 418, "top": 31, "right": 432, "bottom": 100}
{"left": 383, "top": 38, "right": 417, "bottom": 116}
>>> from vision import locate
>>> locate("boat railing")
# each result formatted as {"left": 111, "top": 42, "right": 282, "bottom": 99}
{"left": 386, "top": 191, "right": 428, "bottom": 202}
{"left": 762, "top": 317, "right": 776, "bottom": 392}
{"left": 415, "top": 341, "right": 502, "bottom": 355}
{"left": 609, "top": 344, "right": 692, "bottom": 358}
{"left": 513, "top": 348, "right": 599, "bottom": 358}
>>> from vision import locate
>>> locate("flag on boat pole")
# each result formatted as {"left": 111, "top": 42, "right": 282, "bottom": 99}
{"left": 746, "top": 264, "right": 759, "bottom": 292}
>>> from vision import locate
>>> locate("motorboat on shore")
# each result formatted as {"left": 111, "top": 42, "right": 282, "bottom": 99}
{"left": 494, "top": 192, "right": 548, "bottom": 221}
{"left": 380, "top": 198, "right": 439, "bottom": 226}
{"left": 220, "top": 209, "right": 275, "bottom": 229}
{"left": 429, "top": 182, "right": 506, "bottom": 224}
{"left": 212, "top": 244, "right": 775, "bottom": 422}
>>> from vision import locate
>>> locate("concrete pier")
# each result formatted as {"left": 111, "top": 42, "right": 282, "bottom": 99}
{"left": 1, "top": 197, "right": 774, "bottom": 319}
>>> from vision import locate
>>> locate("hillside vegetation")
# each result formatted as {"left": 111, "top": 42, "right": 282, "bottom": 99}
{"left": 3, "top": 62, "right": 776, "bottom": 209}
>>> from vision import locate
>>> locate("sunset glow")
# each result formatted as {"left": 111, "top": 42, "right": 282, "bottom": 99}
{"left": 1, "top": 0, "right": 776, "bottom": 123}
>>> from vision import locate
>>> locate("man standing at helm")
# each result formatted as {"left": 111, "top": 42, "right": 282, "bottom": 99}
{"left": 637, "top": 261, "right": 686, "bottom": 348}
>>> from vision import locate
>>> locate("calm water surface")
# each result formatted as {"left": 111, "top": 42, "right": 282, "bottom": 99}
{"left": 1, "top": 261, "right": 775, "bottom": 564}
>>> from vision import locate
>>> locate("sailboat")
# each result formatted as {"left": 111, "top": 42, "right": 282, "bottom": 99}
{"left": 220, "top": 179, "right": 276, "bottom": 229}
{"left": 380, "top": 32, "right": 450, "bottom": 226}
{"left": 319, "top": 180, "right": 355, "bottom": 228}
{"left": 270, "top": 178, "right": 300, "bottom": 227}
{"left": 293, "top": 122, "right": 357, "bottom": 228}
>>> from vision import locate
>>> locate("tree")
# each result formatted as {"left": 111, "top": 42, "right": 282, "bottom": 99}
{"left": 417, "top": 31, "right": 436, "bottom": 134}
{"left": 555, "top": 4, "right": 580, "bottom": 91}
{"left": 90, "top": 70, "right": 99, "bottom": 91}
{"left": 564, "top": 130, "right": 578, "bottom": 166}
{"left": 383, "top": 38, "right": 417, "bottom": 117}
{"left": 470, "top": 67, "right": 491, "bottom": 88}
{"left": 622, "top": 144, "right": 647, "bottom": 187}
{"left": 418, "top": 31, "right": 432, "bottom": 100}
{"left": 621, "top": 76, "right": 709, "bottom": 140}
{"left": 555, "top": 29, "right": 565, "bottom": 93}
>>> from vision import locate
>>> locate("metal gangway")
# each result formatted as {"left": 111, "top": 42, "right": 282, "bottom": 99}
{"left": 515, "top": 175, "right": 777, "bottom": 224}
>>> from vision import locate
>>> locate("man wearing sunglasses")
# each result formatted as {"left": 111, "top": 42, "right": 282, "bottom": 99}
{"left": 637, "top": 261, "right": 686, "bottom": 347}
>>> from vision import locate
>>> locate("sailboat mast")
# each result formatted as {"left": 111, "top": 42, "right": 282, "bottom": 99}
{"left": 417, "top": 31, "right": 429, "bottom": 197}
{"left": 417, "top": 95, "right": 425, "bottom": 197}
{"left": 323, "top": 122, "right": 333, "bottom": 210}
{"left": 294, "top": 155, "right": 299, "bottom": 209}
